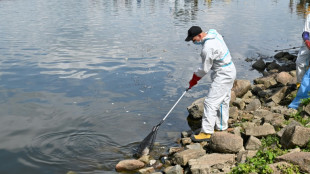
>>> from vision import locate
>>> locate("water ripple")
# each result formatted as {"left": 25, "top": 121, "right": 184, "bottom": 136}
{"left": 25, "top": 129, "right": 133, "bottom": 172}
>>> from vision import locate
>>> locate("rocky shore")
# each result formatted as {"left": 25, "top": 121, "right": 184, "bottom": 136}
{"left": 115, "top": 51, "right": 310, "bottom": 174}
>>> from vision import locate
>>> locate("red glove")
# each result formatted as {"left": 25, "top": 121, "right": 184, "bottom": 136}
{"left": 189, "top": 73, "right": 201, "bottom": 89}
{"left": 305, "top": 40, "right": 310, "bottom": 50}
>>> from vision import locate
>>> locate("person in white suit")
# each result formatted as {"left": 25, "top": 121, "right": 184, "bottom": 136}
{"left": 296, "top": 14, "right": 310, "bottom": 87}
{"left": 185, "top": 26, "right": 236, "bottom": 142}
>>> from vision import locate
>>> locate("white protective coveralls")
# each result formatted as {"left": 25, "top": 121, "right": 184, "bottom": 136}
{"left": 194, "top": 29, "right": 236, "bottom": 134}
{"left": 296, "top": 14, "right": 310, "bottom": 83}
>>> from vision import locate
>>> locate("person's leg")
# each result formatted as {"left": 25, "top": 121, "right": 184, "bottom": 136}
{"left": 296, "top": 45, "right": 310, "bottom": 84}
{"left": 215, "top": 91, "right": 231, "bottom": 131}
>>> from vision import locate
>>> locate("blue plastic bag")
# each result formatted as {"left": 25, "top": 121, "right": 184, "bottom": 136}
{"left": 288, "top": 68, "right": 310, "bottom": 109}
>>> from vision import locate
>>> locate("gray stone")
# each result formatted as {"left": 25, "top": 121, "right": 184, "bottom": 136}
{"left": 186, "top": 143, "right": 203, "bottom": 150}
{"left": 115, "top": 159, "right": 145, "bottom": 172}
{"left": 244, "top": 123, "right": 276, "bottom": 137}
{"left": 210, "top": 132, "right": 243, "bottom": 153}
{"left": 164, "top": 165, "right": 183, "bottom": 174}
{"left": 280, "top": 126, "right": 310, "bottom": 149}
{"left": 245, "top": 136, "right": 261, "bottom": 150}
{"left": 268, "top": 162, "right": 296, "bottom": 174}
{"left": 138, "top": 167, "right": 155, "bottom": 174}
{"left": 276, "top": 152, "right": 310, "bottom": 173}
{"left": 233, "top": 98, "right": 245, "bottom": 110}
{"left": 245, "top": 99, "right": 261, "bottom": 111}
{"left": 229, "top": 106, "right": 239, "bottom": 120}
{"left": 187, "top": 97, "right": 204, "bottom": 119}
{"left": 276, "top": 72, "right": 293, "bottom": 85}
{"left": 304, "top": 103, "right": 310, "bottom": 115}
{"left": 270, "top": 86, "right": 288, "bottom": 104}
{"left": 172, "top": 149, "right": 205, "bottom": 166}
{"left": 253, "top": 109, "right": 272, "bottom": 118}
{"left": 189, "top": 153, "right": 235, "bottom": 174}
{"left": 232, "top": 79, "right": 251, "bottom": 98}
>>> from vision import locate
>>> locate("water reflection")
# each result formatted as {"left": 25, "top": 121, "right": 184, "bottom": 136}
{"left": 290, "top": 0, "right": 310, "bottom": 16}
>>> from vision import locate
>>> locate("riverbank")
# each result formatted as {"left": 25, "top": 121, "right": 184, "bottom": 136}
{"left": 113, "top": 51, "right": 310, "bottom": 174}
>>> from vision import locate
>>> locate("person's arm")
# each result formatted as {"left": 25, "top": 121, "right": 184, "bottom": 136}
{"left": 188, "top": 48, "right": 213, "bottom": 89}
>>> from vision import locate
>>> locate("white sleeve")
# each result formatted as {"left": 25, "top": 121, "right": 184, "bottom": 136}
{"left": 194, "top": 48, "right": 213, "bottom": 77}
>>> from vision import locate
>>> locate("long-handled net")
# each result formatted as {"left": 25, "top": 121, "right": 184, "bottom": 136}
{"left": 134, "top": 89, "right": 188, "bottom": 157}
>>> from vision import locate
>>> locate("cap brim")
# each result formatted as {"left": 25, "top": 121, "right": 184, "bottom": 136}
{"left": 185, "top": 36, "right": 192, "bottom": 42}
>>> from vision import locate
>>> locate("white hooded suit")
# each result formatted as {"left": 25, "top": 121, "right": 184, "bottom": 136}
{"left": 194, "top": 29, "right": 236, "bottom": 134}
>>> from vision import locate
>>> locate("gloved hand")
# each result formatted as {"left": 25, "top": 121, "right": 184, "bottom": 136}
{"left": 189, "top": 73, "right": 201, "bottom": 89}
{"left": 302, "top": 31, "right": 310, "bottom": 41}
{"left": 305, "top": 40, "right": 310, "bottom": 50}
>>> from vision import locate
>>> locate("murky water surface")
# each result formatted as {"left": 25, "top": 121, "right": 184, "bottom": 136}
{"left": 0, "top": 0, "right": 308, "bottom": 173}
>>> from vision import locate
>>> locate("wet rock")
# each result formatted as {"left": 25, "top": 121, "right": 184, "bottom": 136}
{"left": 280, "top": 126, "right": 310, "bottom": 149}
{"left": 276, "top": 152, "right": 310, "bottom": 173}
{"left": 252, "top": 59, "right": 266, "bottom": 71}
{"left": 274, "top": 52, "right": 290, "bottom": 59}
{"left": 232, "top": 79, "right": 251, "bottom": 98}
{"left": 266, "top": 61, "right": 281, "bottom": 71}
{"left": 210, "top": 132, "right": 243, "bottom": 153}
{"left": 187, "top": 97, "right": 204, "bottom": 119}
{"left": 115, "top": 159, "right": 145, "bottom": 172}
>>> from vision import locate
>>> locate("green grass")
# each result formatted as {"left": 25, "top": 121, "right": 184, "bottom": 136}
{"left": 230, "top": 135, "right": 294, "bottom": 174}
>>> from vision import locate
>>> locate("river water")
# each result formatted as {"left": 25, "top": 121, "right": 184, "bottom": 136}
{"left": 0, "top": 0, "right": 307, "bottom": 173}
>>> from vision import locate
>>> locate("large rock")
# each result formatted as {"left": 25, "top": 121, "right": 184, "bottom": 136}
{"left": 252, "top": 59, "right": 266, "bottom": 71}
{"left": 270, "top": 86, "right": 288, "bottom": 104}
{"left": 276, "top": 152, "right": 310, "bottom": 173}
{"left": 210, "top": 132, "right": 243, "bottom": 153}
{"left": 232, "top": 80, "right": 251, "bottom": 98}
{"left": 280, "top": 126, "right": 310, "bottom": 149}
{"left": 254, "top": 75, "right": 277, "bottom": 88}
{"left": 164, "top": 165, "right": 183, "bottom": 174}
{"left": 276, "top": 72, "right": 293, "bottom": 85}
{"left": 172, "top": 149, "right": 206, "bottom": 166}
{"left": 187, "top": 97, "right": 204, "bottom": 119}
{"left": 268, "top": 162, "right": 297, "bottom": 174}
{"left": 277, "top": 120, "right": 302, "bottom": 138}
{"left": 188, "top": 153, "right": 235, "bottom": 174}
{"left": 244, "top": 123, "right": 276, "bottom": 137}
{"left": 245, "top": 136, "right": 261, "bottom": 150}
{"left": 115, "top": 159, "right": 145, "bottom": 172}
{"left": 245, "top": 99, "right": 261, "bottom": 111}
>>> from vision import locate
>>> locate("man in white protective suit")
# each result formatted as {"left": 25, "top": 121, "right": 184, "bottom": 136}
{"left": 185, "top": 26, "right": 236, "bottom": 142}
{"left": 296, "top": 14, "right": 310, "bottom": 88}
